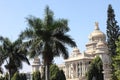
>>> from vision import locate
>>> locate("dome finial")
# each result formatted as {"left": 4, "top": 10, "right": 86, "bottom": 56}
{"left": 95, "top": 22, "right": 99, "bottom": 30}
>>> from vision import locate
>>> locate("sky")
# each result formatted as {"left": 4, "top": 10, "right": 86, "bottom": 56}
{"left": 0, "top": 0, "right": 120, "bottom": 73}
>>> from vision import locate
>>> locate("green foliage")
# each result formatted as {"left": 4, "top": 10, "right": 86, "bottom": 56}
{"left": 106, "top": 4, "right": 120, "bottom": 80}
{"left": 112, "top": 39, "right": 120, "bottom": 80}
{"left": 0, "top": 72, "right": 9, "bottom": 80}
{"left": 87, "top": 56, "right": 103, "bottom": 80}
{"left": 11, "top": 72, "right": 20, "bottom": 80}
{"left": 4, "top": 72, "right": 9, "bottom": 80}
{"left": 57, "top": 70, "right": 66, "bottom": 80}
{"left": 50, "top": 64, "right": 59, "bottom": 80}
{"left": 50, "top": 64, "right": 66, "bottom": 80}
{"left": 0, "top": 37, "right": 30, "bottom": 79}
{"left": 19, "top": 73, "right": 27, "bottom": 80}
{"left": 0, "top": 76, "right": 5, "bottom": 80}
{"left": 32, "top": 71, "right": 41, "bottom": 80}
{"left": 20, "top": 6, "right": 76, "bottom": 80}
{"left": 106, "top": 4, "right": 120, "bottom": 56}
{"left": 11, "top": 72, "right": 27, "bottom": 80}
{"left": 0, "top": 67, "right": 3, "bottom": 74}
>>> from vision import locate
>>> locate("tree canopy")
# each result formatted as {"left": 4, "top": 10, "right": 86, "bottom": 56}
{"left": 20, "top": 6, "right": 76, "bottom": 80}
{"left": 11, "top": 72, "right": 27, "bottom": 80}
{"left": 87, "top": 56, "right": 103, "bottom": 80}
{"left": 50, "top": 64, "right": 66, "bottom": 80}
{"left": 113, "top": 38, "right": 120, "bottom": 80}
{"left": 106, "top": 4, "right": 120, "bottom": 56}
{"left": 0, "top": 37, "right": 30, "bottom": 79}
{"left": 106, "top": 4, "right": 120, "bottom": 80}
{"left": 32, "top": 71, "right": 41, "bottom": 80}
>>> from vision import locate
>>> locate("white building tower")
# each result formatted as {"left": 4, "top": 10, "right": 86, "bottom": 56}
{"left": 95, "top": 41, "right": 112, "bottom": 80}
{"left": 32, "top": 57, "right": 41, "bottom": 72}
{"left": 87, "top": 22, "right": 111, "bottom": 80}
{"left": 85, "top": 22, "right": 106, "bottom": 57}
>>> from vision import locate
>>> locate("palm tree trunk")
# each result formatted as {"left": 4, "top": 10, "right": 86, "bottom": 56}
{"left": 45, "top": 64, "right": 50, "bottom": 80}
{"left": 8, "top": 67, "right": 17, "bottom": 80}
{"left": 8, "top": 69, "right": 11, "bottom": 80}
{"left": 8, "top": 68, "right": 13, "bottom": 80}
{"left": 9, "top": 69, "right": 13, "bottom": 80}
{"left": 41, "top": 66, "right": 45, "bottom": 80}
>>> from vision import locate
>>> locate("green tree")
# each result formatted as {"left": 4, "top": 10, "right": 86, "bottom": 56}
{"left": 0, "top": 72, "right": 9, "bottom": 80}
{"left": 0, "top": 76, "right": 4, "bottom": 80}
{"left": 11, "top": 72, "right": 27, "bottom": 80}
{"left": 50, "top": 64, "right": 59, "bottom": 80}
{"left": 32, "top": 71, "right": 41, "bottom": 80}
{"left": 106, "top": 4, "right": 120, "bottom": 56}
{"left": 19, "top": 73, "right": 27, "bottom": 80}
{"left": 11, "top": 72, "right": 20, "bottom": 80}
{"left": 4, "top": 72, "right": 9, "bottom": 80}
{"left": 87, "top": 56, "right": 103, "bottom": 80}
{"left": 113, "top": 38, "right": 120, "bottom": 80}
{"left": 50, "top": 64, "right": 66, "bottom": 80}
{"left": 106, "top": 4, "right": 120, "bottom": 79}
{"left": 0, "top": 37, "right": 30, "bottom": 80}
{"left": 0, "top": 67, "right": 3, "bottom": 74}
{"left": 20, "top": 6, "right": 76, "bottom": 80}
{"left": 57, "top": 70, "right": 66, "bottom": 80}
{"left": 0, "top": 48, "right": 4, "bottom": 74}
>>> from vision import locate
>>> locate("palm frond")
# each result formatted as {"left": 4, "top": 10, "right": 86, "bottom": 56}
{"left": 20, "top": 28, "right": 34, "bottom": 40}
{"left": 16, "top": 52, "right": 30, "bottom": 65}
{"left": 0, "top": 67, "right": 3, "bottom": 74}
{"left": 52, "top": 41, "right": 69, "bottom": 59}
{"left": 0, "top": 36, "right": 11, "bottom": 45}
{"left": 53, "top": 19, "right": 69, "bottom": 33}
{"left": 31, "top": 38, "right": 43, "bottom": 54}
{"left": 44, "top": 6, "right": 54, "bottom": 29}
{"left": 53, "top": 33, "right": 76, "bottom": 47}
{"left": 0, "top": 46, "right": 7, "bottom": 65}
{"left": 26, "top": 16, "right": 43, "bottom": 30}
{"left": 29, "top": 49, "right": 36, "bottom": 58}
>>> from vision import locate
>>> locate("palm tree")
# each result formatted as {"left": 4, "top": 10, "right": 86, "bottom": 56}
{"left": 20, "top": 6, "right": 76, "bottom": 80}
{"left": 0, "top": 36, "right": 30, "bottom": 80}
{"left": 0, "top": 56, "right": 3, "bottom": 74}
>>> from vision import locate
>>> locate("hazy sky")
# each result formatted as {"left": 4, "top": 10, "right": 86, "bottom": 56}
{"left": 0, "top": 0, "right": 120, "bottom": 73}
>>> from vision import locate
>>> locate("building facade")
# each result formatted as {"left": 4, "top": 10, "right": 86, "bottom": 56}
{"left": 32, "top": 22, "right": 111, "bottom": 80}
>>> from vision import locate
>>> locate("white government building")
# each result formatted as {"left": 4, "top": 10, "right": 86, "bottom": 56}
{"left": 32, "top": 22, "right": 112, "bottom": 80}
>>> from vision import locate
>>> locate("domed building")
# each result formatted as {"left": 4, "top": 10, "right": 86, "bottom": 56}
{"left": 32, "top": 22, "right": 111, "bottom": 80}
{"left": 85, "top": 22, "right": 106, "bottom": 56}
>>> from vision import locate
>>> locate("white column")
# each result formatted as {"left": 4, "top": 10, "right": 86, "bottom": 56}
{"left": 68, "top": 64, "right": 70, "bottom": 78}
{"left": 71, "top": 63, "right": 73, "bottom": 79}
{"left": 82, "top": 61, "right": 84, "bottom": 76}
{"left": 65, "top": 63, "right": 69, "bottom": 79}
{"left": 82, "top": 61, "right": 85, "bottom": 76}
{"left": 86, "top": 61, "right": 89, "bottom": 72}
{"left": 69, "top": 63, "right": 70, "bottom": 79}
{"left": 84, "top": 62, "right": 87, "bottom": 73}
{"left": 80, "top": 62, "right": 82, "bottom": 76}
{"left": 76, "top": 62, "right": 78, "bottom": 78}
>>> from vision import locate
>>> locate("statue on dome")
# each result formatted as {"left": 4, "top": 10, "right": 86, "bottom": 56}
{"left": 95, "top": 22, "right": 99, "bottom": 30}
{"left": 95, "top": 22, "right": 99, "bottom": 27}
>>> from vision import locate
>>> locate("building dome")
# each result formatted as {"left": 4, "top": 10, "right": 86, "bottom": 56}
{"left": 95, "top": 41, "right": 108, "bottom": 54}
{"left": 71, "top": 47, "right": 81, "bottom": 57}
{"left": 73, "top": 47, "right": 80, "bottom": 53}
{"left": 89, "top": 22, "right": 106, "bottom": 41}
{"left": 96, "top": 41, "right": 106, "bottom": 47}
